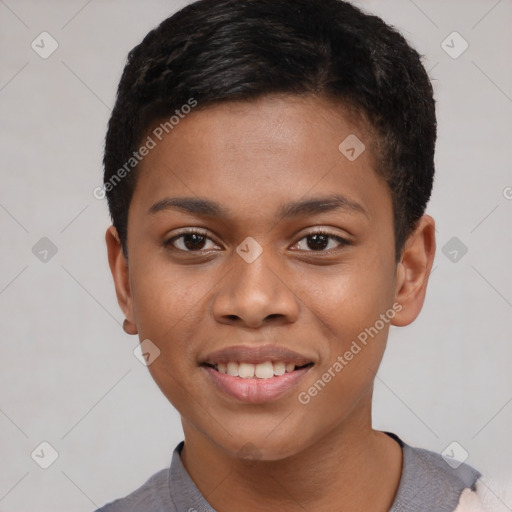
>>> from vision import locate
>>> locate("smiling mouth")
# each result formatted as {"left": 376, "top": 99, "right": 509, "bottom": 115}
{"left": 202, "top": 360, "right": 314, "bottom": 403}
{"left": 200, "top": 345, "right": 315, "bottom": 402}
{"left": 203, "top": 361, "right": 314, "bottom": 379}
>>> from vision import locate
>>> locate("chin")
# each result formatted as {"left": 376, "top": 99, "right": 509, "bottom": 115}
{"left": 211, "top": 426, "right": 314, "bottom": 463}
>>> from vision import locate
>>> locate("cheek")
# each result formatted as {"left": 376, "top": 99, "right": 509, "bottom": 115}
{"left": 297, "top": 258, "right": 396, "bottom": 344}
{"left": 130, "top": 254, "right": 209, "bottom": 330}
{"left": 293, "top": 257, "right": 395, "bottom": 407}
{"left": 132, "top": 265, "right": 212, "bottom": 412}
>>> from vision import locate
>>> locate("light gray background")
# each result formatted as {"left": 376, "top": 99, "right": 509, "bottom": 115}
{"left": 1, "top": 1, "right": 511, "bottom": 510}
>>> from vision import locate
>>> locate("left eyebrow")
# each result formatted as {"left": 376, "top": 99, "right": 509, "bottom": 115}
{"left": 147, "top": 193, "right": 368, "bottom": 219}
{"left": 277, "top": 194, "right": 368, "bottom": 220}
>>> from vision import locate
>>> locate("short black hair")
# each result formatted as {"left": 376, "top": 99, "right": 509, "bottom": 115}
{"left": 103, "top": 0, "right": 436, "bottom": 258}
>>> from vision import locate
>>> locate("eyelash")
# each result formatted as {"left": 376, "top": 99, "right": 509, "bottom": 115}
{"left": 164, "top": 228, "right": 351, "bottom": 254}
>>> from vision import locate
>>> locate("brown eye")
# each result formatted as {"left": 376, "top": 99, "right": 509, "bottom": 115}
{"left": 306, "top": 233, "right": 329, "bottom": 251}
{"left": 294, "top": 231, "right": 349, "bottom": 252}
{"left": 165, "top": 230, "right": 219, "bottom": 252}
{"left": 180, "top": 233, "right": 207, "bottom": 250}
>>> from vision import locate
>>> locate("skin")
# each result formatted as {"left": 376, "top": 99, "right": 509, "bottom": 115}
{"left": 106, "top": 95, "right": 436, "bottom": 511}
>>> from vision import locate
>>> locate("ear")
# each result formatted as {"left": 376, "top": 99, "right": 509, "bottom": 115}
{"left": 392, "top": 215, "right": 436, "bottom": 327}
{"left": 105, "top": 225, "right": 137, "bottom": 335}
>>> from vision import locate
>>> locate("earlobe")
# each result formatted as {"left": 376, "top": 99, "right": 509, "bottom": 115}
{"left": 392, "top": 215, "right": 436, "bottom": 327}
{"left": 122, "top": 318, "right": 138, "bottom": 335}
{"left": 105, "top": 225, "right": 138, "bottom": 335}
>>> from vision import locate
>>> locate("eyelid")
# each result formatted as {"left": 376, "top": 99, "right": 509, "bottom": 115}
{"left": 296, "top": 226, "right": 351, "bottom": 239}
{"left": 171, "top": 227, "right": 210, "bottom": 236}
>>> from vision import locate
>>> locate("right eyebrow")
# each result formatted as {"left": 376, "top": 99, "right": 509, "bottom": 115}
{"left": 147, "top": 197, "right": 229, "bottom": 217}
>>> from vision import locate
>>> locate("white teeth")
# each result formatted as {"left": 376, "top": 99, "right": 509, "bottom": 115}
{"left": 213, "top": 360, "right": 305, "bottom": 378}
{"left": 255, "top": 361, "right": 274, "bottom": 379}
{"left": 273, "top": 361, "right": 286, "bottom": 375}
{"left": 227, "top": 361, "right": 239, "bottom": 377}
{"left": 239, "top": 362, "right": 255, "bottom": 378}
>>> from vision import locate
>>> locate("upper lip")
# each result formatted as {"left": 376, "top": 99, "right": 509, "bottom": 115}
{"left": 202, "top": 344, "right": 314, "bottom": 366}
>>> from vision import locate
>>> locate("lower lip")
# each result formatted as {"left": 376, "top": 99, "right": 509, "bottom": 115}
{"left": 203, "top": 366, "right": 312, "bottom": 403}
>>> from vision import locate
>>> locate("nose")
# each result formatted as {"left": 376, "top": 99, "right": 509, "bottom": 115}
{"left": 212, "top": 250, "right": 300, "bottom": 329}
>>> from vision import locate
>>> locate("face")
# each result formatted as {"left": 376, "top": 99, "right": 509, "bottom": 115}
{"left": 108, "top": 95, "right": 423, "bottom": 461}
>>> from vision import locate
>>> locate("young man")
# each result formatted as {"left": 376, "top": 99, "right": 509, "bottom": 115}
{"left": 97, "top": 0, "right": 485, "bottom": 510}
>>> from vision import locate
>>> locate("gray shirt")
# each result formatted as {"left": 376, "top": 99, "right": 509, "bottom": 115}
{"left": 96, "top": 434, "right": 480, "bottom": 512}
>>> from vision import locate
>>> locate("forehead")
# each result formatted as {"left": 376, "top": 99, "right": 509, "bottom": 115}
{"left": 130, "top": 94, "right": 390, "bottom": 225}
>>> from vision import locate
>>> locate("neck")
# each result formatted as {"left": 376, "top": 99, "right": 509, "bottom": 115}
{"left": 180, "top": 405, "right": 402, "bottom": 512}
